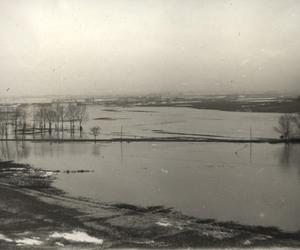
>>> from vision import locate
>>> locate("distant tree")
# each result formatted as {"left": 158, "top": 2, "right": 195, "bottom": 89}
{"left": 36, "top": 104, "right": 48, "bottom": 132}
{"left": 12, "top": 106, "right": 22, "bottom": 135}
{"left": 0, "top": 123, "right": 5, "bottom": 139}
{"left": 19, "top": 107, "right": 27, "bottom": 138}
{"left": 291, "top": 113, "right": 300, "bottom": 137}
{"left": 66, "top": 104, "right": 78, "bottom": 135}
{"left": 55, "top": 103, "right": 65, "bottom": 132}
{"left": 33, "top": 108, "right": 42, "bottom": 133}
{"left": 0, "top": 109, "right": 5, "bottom": 139}
{"left": 0, "top": 106, "right": 10, "bottom": 140}
{"left": 77, "top": 104, "right": 89, "bottom": 137}
{"left": 45, "top": 106, "right": 57, "bottom": 135}
{"left": 274, "top": 114, "right": 294, "bottom": 141}
{"left": 90, "top": 126, "right": 100, "bottom": 142}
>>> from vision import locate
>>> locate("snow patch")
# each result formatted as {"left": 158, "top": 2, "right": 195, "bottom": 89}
{"left": 156, "top": 219, "right": 172, "bottom": 227}
{"left": 55, "top": 242, "right": 65, "bottom": 247}
{"left": 50, "top": 230, "right": 103, "bottom": 245}
{"left": 43, "top": 171, "right": 55, "bottom": 177}
{"left": 0, "top": 234, "right": 13, "bottom": 242}
{"left": 243, "top": 239, "right": 252, "bottom": 245}
{"left": 16, "top": 238, "right": 43, "bottom": 246}
{"left": 202, "top": 230, "right": 235, "bottom": 240}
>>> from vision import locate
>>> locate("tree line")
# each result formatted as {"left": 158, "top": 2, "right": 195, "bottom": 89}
{"left": 2, "top": 102, "right": 298, "bottom": 142}
{"left": 0, "top": 103, "right": 89, "bottom": 139}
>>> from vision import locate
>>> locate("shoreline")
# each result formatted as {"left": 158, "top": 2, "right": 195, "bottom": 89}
{"left": 0, "top": 181, "right": 300, "bottom": 249}
{"left": 0, "top": 137, "right": 300, "bottom": 144}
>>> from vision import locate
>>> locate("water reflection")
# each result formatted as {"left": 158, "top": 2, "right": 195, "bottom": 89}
{"left": 1, "top": 141, "right": 300, "bottom": 231}
{"left": 16, "top": 141, "right": 30, "bottom": 159}
{"left": 278, "top": 144, "right": 300, "bottom": 176}
{"left": 92, "top": 143, "right": 101, "bottom": 156}
{"left": 0, "top": 141, "right": 31, "bottom": 161}
{"left": 0, "top": 141, "right": 70, "bottom": 161}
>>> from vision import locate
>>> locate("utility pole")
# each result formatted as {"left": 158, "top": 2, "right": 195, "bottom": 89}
{"left": 250, "top": 126, "right": 253, "bottom": 163}
{"left": 120, "top": 125, "right": 123, "bottom": 142}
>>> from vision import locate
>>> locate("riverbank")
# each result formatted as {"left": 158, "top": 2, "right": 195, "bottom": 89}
{"left": 0, "top": 161, "right": 300, "bottom": 249}
{"left": 0, "top": 136, "right": 300, "bottom": 144}
{"left": 1, "top": 183, "right": 300, "bottom": 249}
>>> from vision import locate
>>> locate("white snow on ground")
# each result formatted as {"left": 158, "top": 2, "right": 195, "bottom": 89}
{"left": 50, "top": 230, "right": 103, "bottom": 244}
{"left": 202, "top": 230, "right": 235, "bottom": 240}
{"left": 15, "top": 238, "right": 43, "bottom": 246}
{"left": 0, "top": 234, "right": 43, "bottom": 246}
{"left": 156, "top": 218, "right": 184, "bottom": 230}
{"left": 43, "top": 171, "right": 56, "bottom": 177}
{"left": 156, "top": 220, "right": 172, "bottom": 227}
{"left": 55, "top": 242, "right": 65, "bottom": 246}
{"left": 0, "top": 234, "right": 13, "bottom": 242}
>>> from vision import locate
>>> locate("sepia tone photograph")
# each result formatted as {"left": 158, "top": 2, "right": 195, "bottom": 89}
{"left": 0, "top": 0, "right": 300, "bottom": 249}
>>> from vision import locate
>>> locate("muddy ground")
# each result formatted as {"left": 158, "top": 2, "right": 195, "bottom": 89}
{"left": 0, "top": 162, "right": 300, "bottom": 249}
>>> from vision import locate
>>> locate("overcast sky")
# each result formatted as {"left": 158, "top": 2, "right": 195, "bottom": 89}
{"left": 0, "top": 0, "right": 300, "bottom": 97}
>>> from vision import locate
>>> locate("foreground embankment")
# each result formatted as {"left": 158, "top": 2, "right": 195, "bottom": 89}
{"left": 0, "top": 168, "right": 300, "bottom": 249}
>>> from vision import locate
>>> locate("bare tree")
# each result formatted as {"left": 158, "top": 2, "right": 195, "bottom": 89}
{"left": 0, "top": 122, "right": 5, "bottom": 139}
{"left": 4, "top": 106, "right": 9, "bottom": 139}
{"left": 19, "top": 108, "right": 27, "bottom": 139}
{"left": 77, "top": 104, "right": 89, "bottom": 137}
{"left": 274, "top": 114, "right": 294, "bottom": 141}
{"left": 36, "top": 104, "right": 48, "bottom": 132}
{"left": 12, "top": 106, "right": 22, "bottom": 136}
{"left": 0, "top": 106, "right": 10, "bottom": 140}
{"left": 32, "top": 105, "right": 43, "bottom": 136}
{"left": 0, "top": 109, "right": 5, "bottom": 139}
{"left": 0, "top": 122, "right": 8, "bottom": 159}
{"left": 33, "top": 108, "right": 42, "bottom": 136}
{"left": 66, "top": 104, "right": 79, "bottom": 136}
{"left": 55, "top": 103, "right": 66, "bottom": 133}
{"left": 90, "top": 126, "right": 100, "bottom": 142}
{"left": 291, "top": 113, "right": 300, "bottom": 137}
{"left": 45, "top": 106, "right": 57, "bottom": 135}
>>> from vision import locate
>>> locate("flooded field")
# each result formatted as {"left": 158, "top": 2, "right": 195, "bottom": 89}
{"left": 69, "top": 106, "right": 283, "bottom": 139}
{"left": 3, "top": 140, "right": 299, "bottom": 232}
{"left": 6, "top": 105, "right": 283, "bottom": 141}
{"left": 1, "top": 107, "right": 299, "bottom": 234}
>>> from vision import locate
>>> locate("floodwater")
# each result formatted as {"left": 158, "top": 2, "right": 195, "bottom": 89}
{"left": 19, "top": 105, "right": 282, "bottom": 140}
{"left": 83, "top": 106, "right": 282, "bottom": 139}
{"left": 1, "top": 140, "right": 299, "bottom": 232}
{"left": 1, "top": 107, "right": 299, "bottom": 232}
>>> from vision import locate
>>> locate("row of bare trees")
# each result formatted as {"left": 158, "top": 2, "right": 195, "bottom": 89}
{"left": 0, "top": 105, "right": 17, "bottom": 139}
{"left": 0, "top": 103, "right": 89, "bottom": 139}
{"left": 33, "top": 103, "right": 89, "bottom": 137}
{"left": 274, "top": 113, "right": 300, "bottom": 141}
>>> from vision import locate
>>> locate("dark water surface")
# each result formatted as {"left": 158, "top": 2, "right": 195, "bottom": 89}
{"left": 2, "top": 140, "right": 300, "bottom": 232}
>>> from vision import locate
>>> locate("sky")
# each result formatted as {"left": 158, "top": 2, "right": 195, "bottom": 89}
{"left": 0, "top": 0, "right": 300, "bottom": 97}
